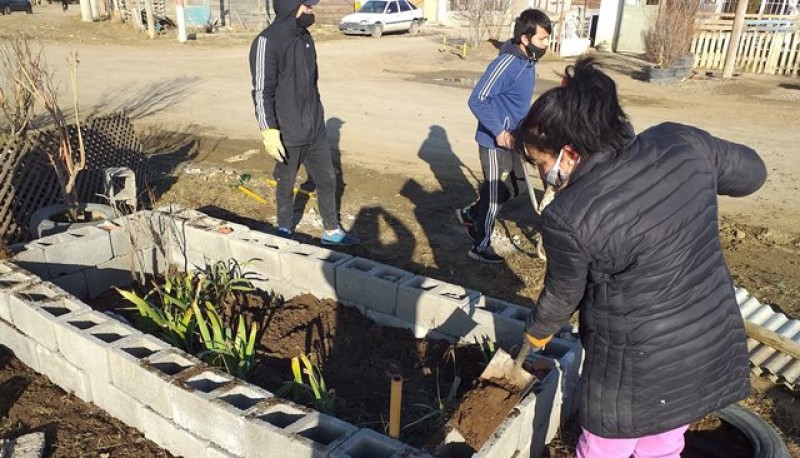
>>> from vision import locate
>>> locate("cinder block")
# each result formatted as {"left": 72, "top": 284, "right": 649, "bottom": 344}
{"left": 396, "top": 278, "right": 480, "bottom": 334}
{"left": 330, "top": 428, "right": 420, "bottom": 458}
{"left": 474, "top": 407, "right": 522, "bottom": 458}
{"left": 10, "top": 289, "right": 89, "bottom": 351}
{"left": 83, "top": 253, "right": 139, "bottom": 299}
{"left": 282, "top": 245, "right": 352, "bottom": 299}
{"left": 183, "top": 219, "right": 250, "bottom": 264}
{"left": 0, "top": 262, "right": 14, "bottom": 274}
{"left": 106, "top": 210, "right": 158, "bottom": 257}
{"left": 245, "top": 400, "right": 313, "bottom": 457}
{"left": 50, "top": 271, "right": 88, "bottom": 299}
{"left": 0, "top": 270, "right": 39, "bottom": 322}
{"left": 139, "top": 406, "right": 211, "bottom": 458}
{"left": 197, "top": 384, "right": 273, "bottom": 455}
{"left": 56, "top": 319, "right": 139, "bottom": 384}
{"left": 90, "top": 379, "right": 143, "bottom": 430}
{"left": 538, "top": 336, "right": 583, "bottom": 432}
{"left": 229, "top": 234, "right": 287, "bottom": 281}
{"left": 462, "top": 297, "right": 528, "bottom": 351}
{"left": 336, "top": 258, "right": 412, "bottom": 314}
{"left": 206, "top": 444, "right": 239, "bottom": 458}
{"left": 107, "top": 334, "right": 172, "bottom": 418}
{"left": 145, "top": 349, "right": 201, "bottom": 378}
{"left": 286, "top": 412, "right": 358, "bottom": 456}
{"left": 169, "top": 369, "right": 235, "bottom": 444}
{"left": 42, "top": 227, "right": 114, "bottom": 278}
{"left": 52, "top": 310, "right": 109, "bottom": 352}
{"left": 35, "top": 344, "right": 93, "bottom": 402}
{"left": 364, "top": 309, "right": 453, "bottom": 342}
{"left": 11, "top": 243, "right": 49, "bottom": 279}
{"left": 0, "top": 317, "right": 39, "bottom": 371}
{"left": 515, "top": 368, "right": 559, "bottom": 458}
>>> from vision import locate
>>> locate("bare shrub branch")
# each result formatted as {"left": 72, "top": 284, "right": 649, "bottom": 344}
{"left": 0, "top": 36, "right": 37, "bottom": 139}
{"left": 12, "top": 37, "right": 85, "bottom": 220}
{"left": 645, "top": 0, "right": 699, "bottom": 68}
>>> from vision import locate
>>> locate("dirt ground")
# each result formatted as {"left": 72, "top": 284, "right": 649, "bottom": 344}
{"left": 2, "top": 4, "right": 800, "bottom": 457}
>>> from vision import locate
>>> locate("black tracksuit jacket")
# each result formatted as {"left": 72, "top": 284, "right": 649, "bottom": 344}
{"left": 249, "top": 0, "right": 326, "bottom": 147}
{"left": 527, "top": 122, "right": 766, "bottom": 438}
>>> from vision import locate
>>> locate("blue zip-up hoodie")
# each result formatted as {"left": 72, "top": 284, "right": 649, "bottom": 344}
{"left": 468, "top": 40, "right": 535, "bottom": 149}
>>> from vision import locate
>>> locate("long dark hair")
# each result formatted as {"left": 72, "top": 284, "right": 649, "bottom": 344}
{"left": 515, "top": 57, "right": 631, "bottom": 160}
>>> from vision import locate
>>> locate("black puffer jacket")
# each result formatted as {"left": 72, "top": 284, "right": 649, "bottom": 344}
{"left": 249, "top": 0, "right": 326, "bottom": 147}
{"left": 527, "top": 122, "right": 766, "bottom": 438}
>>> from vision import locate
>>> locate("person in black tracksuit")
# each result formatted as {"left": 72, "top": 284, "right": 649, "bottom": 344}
{"left": 518, "top": 58, "right": 766, "bottom": 457}
{"left": 249, "top": 0, "right": 358, "bottom": 246}
{"left": 457, "top": 9, "right": 552, "bottom": 264}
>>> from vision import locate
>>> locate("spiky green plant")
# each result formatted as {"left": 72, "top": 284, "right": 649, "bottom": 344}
{"left": 116, "top": 286, "right": 197, "bottom": 352}
{"left": 192, "top": 299, "right": 258, "bottom": 380}
{"left": 276, "top": 354, "right": 335, "bottom": 415}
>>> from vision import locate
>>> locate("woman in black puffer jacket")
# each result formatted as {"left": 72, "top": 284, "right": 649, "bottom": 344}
{"left": 516, "top": 57, "right": 766, "bottom": 458}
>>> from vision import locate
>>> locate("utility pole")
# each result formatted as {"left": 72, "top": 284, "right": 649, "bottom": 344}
{"left": 144, "top": 0, "right": 156, "bottom": 39}
{"left": 722, "top": 0, "right": 748, "bottom": 78}
{"left": 176, "top": 0, "right": 188, "bottom": 42}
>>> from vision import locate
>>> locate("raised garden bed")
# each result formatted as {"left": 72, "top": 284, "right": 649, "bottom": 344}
{"left": 90, "top": 284, "right": 523, "bottom": 451}
{"left": 3, "top": 207, "right": 583, "bottom": 458}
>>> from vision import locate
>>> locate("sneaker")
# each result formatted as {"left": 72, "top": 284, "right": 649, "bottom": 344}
{"left": 468, "top": 246, "right": 504, "bottom": 264}
{"left": 275, "top": 227, "right": 293, "bottom": 239}
{"left": 456, "top": 207, "right": 479, "bottom": 243}
{"left": 321, "top": 229, "right": 360, "bottom": 246}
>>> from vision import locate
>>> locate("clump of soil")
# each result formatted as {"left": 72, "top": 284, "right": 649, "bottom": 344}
{"left": 0, "top": 347, "right": 172, "bottom": 458}
{"left": 445, "top": 381, "right": 522, "bottom": 453}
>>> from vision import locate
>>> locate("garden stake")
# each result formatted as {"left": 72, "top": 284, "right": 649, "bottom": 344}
{"left": 389, "top": 374, "right": 403, "bottom": 439}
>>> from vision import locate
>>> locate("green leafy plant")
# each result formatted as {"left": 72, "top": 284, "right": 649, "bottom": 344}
{"left": 116, "top": 285, "right": 197, "bottom": 352}
{"left": 192, "top": 299, "right": 258, "bottom": 380}
{"left": 276, "top": 354, "right": 335, "bottom": 415}
{"left": 199, "top": 258, "right": 256, "bottom": 306}
{"left": 476, "top": 335, "right": 496, "bottom": 364}
{"left": 118, "top": 258, "right": 262, "bottom": 378}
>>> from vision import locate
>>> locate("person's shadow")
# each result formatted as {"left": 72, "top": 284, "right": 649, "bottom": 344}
{"left": 399, "top": 125, "right": 527, "bottom": 302}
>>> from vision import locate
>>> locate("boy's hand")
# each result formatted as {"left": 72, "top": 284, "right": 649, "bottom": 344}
{"left": 496, "top": 130, "right": 514, "bottom": 149}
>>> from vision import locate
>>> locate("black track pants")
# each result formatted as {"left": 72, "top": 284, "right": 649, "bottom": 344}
{"left": 273, "top": 135, "right": 338, "bottom": 231}
{"left": 468, "top": 146, "right": 523, "bottom": 251}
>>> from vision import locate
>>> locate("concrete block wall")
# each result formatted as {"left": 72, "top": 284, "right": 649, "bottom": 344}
{"left": 1, "top": 207, "right": 585, "bottom": 458}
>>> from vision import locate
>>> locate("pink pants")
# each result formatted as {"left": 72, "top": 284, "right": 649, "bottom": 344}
{"left": 576, "top": 425, "right": 690, "bottom": 458}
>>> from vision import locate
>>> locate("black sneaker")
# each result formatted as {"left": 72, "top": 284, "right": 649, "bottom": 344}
{"left": 456, "top": 207, "right": 479, "bottom": 243}
{"left": 468, "top": 246, "right": 504, "bottom": 264}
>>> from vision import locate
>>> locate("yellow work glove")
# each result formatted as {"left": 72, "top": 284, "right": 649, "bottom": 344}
{"left": 261, "top": 129, "right": 286, "bottom": 164}
{"left": 525, "top": 333, "right": 552, "bottom": 350}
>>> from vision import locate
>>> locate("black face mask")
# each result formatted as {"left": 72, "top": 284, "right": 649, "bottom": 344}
{"left": 296, "top": 12, "right": 315, "bottom": 28}
{"left": 526, "top": 42, "right": 547, "bottom": 61}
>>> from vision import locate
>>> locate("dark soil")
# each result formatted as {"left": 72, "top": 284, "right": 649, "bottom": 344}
{"left": 445, "top": 381, "right": 522, "bottom": 454}
{"left": 0, "top": 347, "right": 173, "bottom": 458}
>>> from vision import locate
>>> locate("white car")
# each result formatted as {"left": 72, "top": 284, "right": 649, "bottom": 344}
{"left": 339, "top": 0, "right": 425, "bottom": 38}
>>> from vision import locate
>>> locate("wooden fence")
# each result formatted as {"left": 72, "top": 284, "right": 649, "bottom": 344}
{"left": 0, "top": 114, "right": 149, "bottom": 245}
{"left": 691, "top": 13, "right": 800, "bottom": 76}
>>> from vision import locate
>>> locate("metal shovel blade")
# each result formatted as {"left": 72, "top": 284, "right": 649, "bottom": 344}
{"left": 479, "top": 347, "right": 535, "bottom": 392}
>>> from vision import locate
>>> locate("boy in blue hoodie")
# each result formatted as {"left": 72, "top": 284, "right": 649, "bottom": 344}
{"left": 457, "top": 9, "right": 552, "bottom": 263}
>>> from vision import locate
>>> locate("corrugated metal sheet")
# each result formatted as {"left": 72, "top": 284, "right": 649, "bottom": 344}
{"left": 736, "top": 287, "right": 800, "bottom": 390}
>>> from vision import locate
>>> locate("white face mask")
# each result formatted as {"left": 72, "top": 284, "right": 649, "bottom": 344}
{"left": 543, "top": 148, "right": 565, "bottom": 188}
